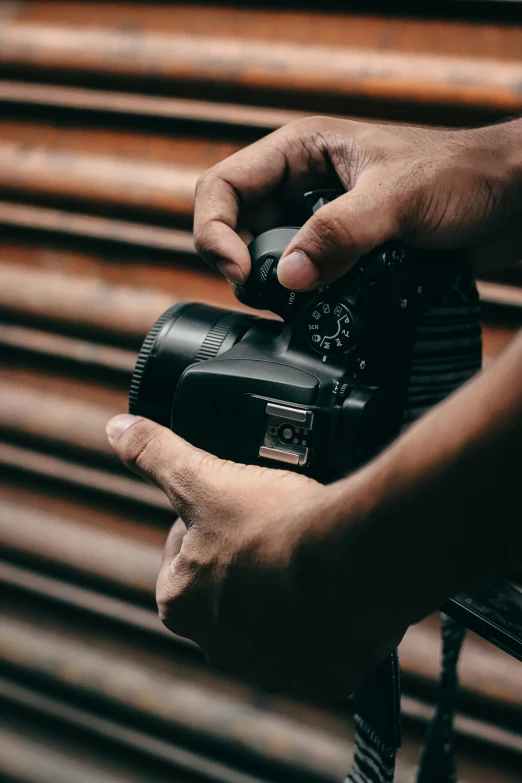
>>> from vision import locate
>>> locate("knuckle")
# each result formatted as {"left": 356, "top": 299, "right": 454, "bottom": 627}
{"left": 277, "top": 117, "right": 327, "bottom": 160}
{"left": 283, "top": 115, "right": 332, "bottom": 136}
{"left": 279, "top": 117, "right": 311, "bottom": 138}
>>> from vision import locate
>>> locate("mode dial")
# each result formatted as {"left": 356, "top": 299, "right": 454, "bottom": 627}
{"left": 305, "top": 300, "right": 359, "bottom": 356}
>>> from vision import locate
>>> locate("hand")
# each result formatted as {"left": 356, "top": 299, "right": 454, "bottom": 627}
{"left": 194, "top": 116, "right": 522, "bottom": 290}
{"left": 107, "top": 331, "right": 522, "bottom": 698}
{"left": 106, "top": 413, "right": 407, "bottom": 700}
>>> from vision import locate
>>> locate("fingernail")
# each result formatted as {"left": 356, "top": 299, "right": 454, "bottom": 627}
{"left": 216, "top": 260, "right": 245, "bottom": 284}
{"left": 106, "top": 414, "right": 140, "bottom": 440}
{"left": 277, "top": 251, "right": 319, "bottom": 290}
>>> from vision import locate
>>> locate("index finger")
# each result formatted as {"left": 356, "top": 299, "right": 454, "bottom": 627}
{"left": 193, "top": 128, "right": 292, "bottom": 281}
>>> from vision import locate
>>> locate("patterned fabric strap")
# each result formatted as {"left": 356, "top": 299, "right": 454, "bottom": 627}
{"left": 347, "top": 715, "right": 397, "bottom": 783}
{"left": 415, "top": 616, "right": 467, "bottom": 783}
{"left": 346, "top": 651, "right": 401, "bottom": 783}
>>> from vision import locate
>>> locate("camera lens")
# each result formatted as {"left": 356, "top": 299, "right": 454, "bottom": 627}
{"left": 129, "top": 303, "right": 253, "bottom": 427}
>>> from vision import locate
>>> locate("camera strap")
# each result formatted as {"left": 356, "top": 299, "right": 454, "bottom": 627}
{"left": 344, "top": 269, "right": 520, "bottom": 782}
{"left": 415, "top": 614, "right": 466, "bottom": 783}
{"left": 346, "top": 651, "right": 401, "bottom": 783}
{"left": 346, "top": 615, "right": 466, "bottom": 783}
{"left": 347, "top": 592, "right": 522, "bottom": 783}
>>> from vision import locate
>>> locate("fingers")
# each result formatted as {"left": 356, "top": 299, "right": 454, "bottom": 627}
{"left": 194, "top": 131, "right": 291, "bottom": 283}
{"left": 106, "top": 414, "right": 218, "bottom": 521}
{"left": 277, "top": 174, "right": 402, "bottom": 290}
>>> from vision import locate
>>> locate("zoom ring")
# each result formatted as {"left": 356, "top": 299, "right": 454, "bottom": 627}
{"left": 194, "top": 311, "right": 247, "bottom": 363}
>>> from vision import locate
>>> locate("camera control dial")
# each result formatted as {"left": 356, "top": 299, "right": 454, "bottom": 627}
{"left": 305, "top": 300, "right": 359, "bottom": 355}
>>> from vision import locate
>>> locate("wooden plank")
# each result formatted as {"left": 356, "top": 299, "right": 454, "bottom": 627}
{"left": 0, "top": 377, "right": 121, "bottom": 455}
{"left": 1, "top": 3, "right": 521, "bottom": 114}
{"left": 0, "top": 441, "right": 170, "bottom": 509}
{"left": 0, "top": 497, "right": 162, "bottom": 596}
{"left": 0, "top": 323, "right": 136, "bottom": 373}
{"left": 0, "top": 260, "right": 187, "bottom": 342}
{"left": 0, "top": 121, "right": 239, "bottom": 216}
{"left": 0, "top": 719, "right": 177, "bottom": 783}
{"left": 0, "top": 241, "right": 230, "bottom": 303}
{"left": 0, "top": 201, "right": 198, "bottom": 253}
{"left": 0, "top": 79, "right": 306, "bottom": 130}
{"left": 0, "top": 676, "right": 270, "bottom": 783}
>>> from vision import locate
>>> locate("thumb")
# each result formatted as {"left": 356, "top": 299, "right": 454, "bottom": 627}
{"left": 277, "top": 175, "right": 401, "bottom": 291}
{"left": 106, "top": 414, "right": 219, "bottom": 519}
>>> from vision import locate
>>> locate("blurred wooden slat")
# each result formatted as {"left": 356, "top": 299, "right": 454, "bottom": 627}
{"left": 0, "top": 260, "right": 190, "bottom": 341}
{"left": 0, "top": 677, "right": 270, "bottom": 783}
{"left": 481, "top": 324, "right": 520, "bottom": 359}
{"left": 0, "top": 252, "right": 260, "bottom": 343}
{"left": 0, "top": 498, "right": 161, "bottom": 597}
{"left": 0, "top": 441, "right": 170, "bottom": 508}
{"left": 477, "top": 281, "right": 522, "bottom": 309}
{"left": 0, "top": 561, "right": 176, "bottom": 641}
{"left": 1, "top": 3, "right": 522, "bottom": 116}
{"left": 400, "top": 616, "right": 522, "bottom": 715}
{"left": 2, "top": 565, "right": 521, "bottom": 760}
{"left": 0, "top": 200, "right": 198, "bottom": 253}
{"left": 0, "top": 378, "right": 121, "bottom": 454}
{"left": 0, "top": 240, "right": 227, "bottom": 297}
{"left": 0, "top": 323, "right": 136, "bottom": 372}
{"left": 0, "top": 79, "right": 306, "bottom": 130}
{"left": 0, "top": 121, "right": 239, "bottom": 216}
{"left": 0, "top": 725, "right": 170, "bottom": 783}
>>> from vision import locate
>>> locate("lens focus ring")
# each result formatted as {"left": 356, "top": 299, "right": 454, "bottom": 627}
{"left": 129, "top": 304, "right": 183, "bottom": 416}
{"left": 194, "top": 311, "right": 248, "bottom": 363}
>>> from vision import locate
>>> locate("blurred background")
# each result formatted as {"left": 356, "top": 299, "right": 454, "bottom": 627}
{"left": 0, "top": 2, "right": 521, "bottom": 782}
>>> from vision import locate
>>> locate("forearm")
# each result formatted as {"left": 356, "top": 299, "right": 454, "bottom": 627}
{"left": 330, "top": 330, "right": 522, "bottom": 627}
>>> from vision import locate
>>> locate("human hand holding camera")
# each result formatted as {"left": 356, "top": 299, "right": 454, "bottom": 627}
{"left": 108, "top": 117, "right": 522, "bottom": 698}
{"left": 106, "top": 413, "right": 406, "bottom": 698}
{"left": 192, "top": 116, "right": 522, "bottom": 288}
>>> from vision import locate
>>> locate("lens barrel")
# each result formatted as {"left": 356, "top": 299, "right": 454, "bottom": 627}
{"left": 129, "top": 303, "right": 252, "bottom": 427}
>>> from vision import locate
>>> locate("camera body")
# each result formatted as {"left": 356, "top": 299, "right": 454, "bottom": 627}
{"left": 130, "top": 191, "right": 481, "bottom": 483}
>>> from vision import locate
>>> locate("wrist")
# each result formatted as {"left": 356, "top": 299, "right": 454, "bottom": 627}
{"left": 319, "top": 471, "right": 424, "bottom": 635}
{"left": 327, "top": 332, "right": 522, "bottom": 628}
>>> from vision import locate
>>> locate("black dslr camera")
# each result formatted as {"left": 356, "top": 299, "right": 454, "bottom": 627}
{"left": 129, "top": 189, "right": 480, "bottom": 482}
